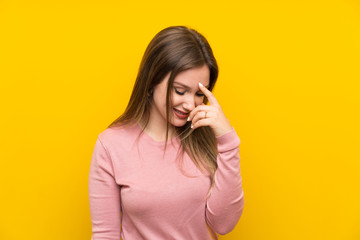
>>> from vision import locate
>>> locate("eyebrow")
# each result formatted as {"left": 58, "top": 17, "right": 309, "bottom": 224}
{"left": 173, "top": 82, "right": 209, "bottom": 89}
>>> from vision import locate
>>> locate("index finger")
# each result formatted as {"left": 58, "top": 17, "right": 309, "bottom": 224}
{"left": 198, "top": 82, "right": 218, "bottom": 105}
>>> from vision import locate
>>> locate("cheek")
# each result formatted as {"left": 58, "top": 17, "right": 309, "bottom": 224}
{"left": 171, "top": 94, "right": 182, "bottom": 106}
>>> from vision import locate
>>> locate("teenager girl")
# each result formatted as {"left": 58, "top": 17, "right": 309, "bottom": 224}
{"left": 89, "top": 26, "right": 245, "bottom": 240}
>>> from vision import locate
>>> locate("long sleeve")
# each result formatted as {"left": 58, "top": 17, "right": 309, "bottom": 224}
{"left": 205, "top": 128, "right": 245, "bottom": 235}
{"left": 88, "top": 138, "right": 121, "bottom": 240}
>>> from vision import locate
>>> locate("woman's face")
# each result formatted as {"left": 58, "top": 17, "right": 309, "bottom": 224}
{"left": 150, "top": 64, "right": 210, "bottom": 128}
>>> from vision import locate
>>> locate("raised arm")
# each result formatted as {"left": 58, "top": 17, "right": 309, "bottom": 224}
{"left": 189, "top": 82, "right": 245, "bottom": 235}
{"left": 88, "top": 138, "right": 121, "bottom": 240}
{"left": 205, "top": 129, "right": 245, "bottom": 235}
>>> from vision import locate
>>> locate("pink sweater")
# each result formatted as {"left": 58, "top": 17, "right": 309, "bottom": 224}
{"left": 88, "top": 123, "right": 244, "bottom": 240}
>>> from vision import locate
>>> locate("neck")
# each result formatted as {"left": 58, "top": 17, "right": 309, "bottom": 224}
{"left": 140, "top": 107, "right": 176, "bottom": 142}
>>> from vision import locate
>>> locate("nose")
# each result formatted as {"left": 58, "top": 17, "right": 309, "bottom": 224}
{"left": 182, "top": 95, "right": 196, "bottom": 112}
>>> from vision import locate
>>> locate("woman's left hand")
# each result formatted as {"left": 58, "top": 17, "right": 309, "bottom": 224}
{"left": 188, "top": 82, "right": 233, "bottom": 136}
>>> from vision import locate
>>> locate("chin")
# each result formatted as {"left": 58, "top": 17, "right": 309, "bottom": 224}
{"left": 170, "top": 119, "right": 188, "bottom": 128}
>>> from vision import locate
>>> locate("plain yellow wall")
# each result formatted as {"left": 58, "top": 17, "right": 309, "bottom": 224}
{"left": 1, "top": 0, "right": 359, "bottom": 239}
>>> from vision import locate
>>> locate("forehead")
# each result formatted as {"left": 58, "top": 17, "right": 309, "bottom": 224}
{"left": 173, "top": 65, "right": 210, "bottom": 88}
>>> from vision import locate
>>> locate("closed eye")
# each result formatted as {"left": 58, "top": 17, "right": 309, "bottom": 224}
{"left": 174, "top": 87, "right": 204, "bottom": 97}
{"left": 174, "top": 87, "right": 185, "bottom": 95}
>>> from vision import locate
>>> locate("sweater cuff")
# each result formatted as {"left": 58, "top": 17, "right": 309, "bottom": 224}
{"left": 216, "top": 128, "right": 241, "bottom": 153}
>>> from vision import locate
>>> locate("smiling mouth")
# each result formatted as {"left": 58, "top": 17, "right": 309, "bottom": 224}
{"left": 174, "top": 108, "right": 189, "bottom": 116}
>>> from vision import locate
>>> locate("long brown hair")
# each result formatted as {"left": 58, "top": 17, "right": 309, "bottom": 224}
{"left": 109, "top": 26, "right": 219, "bottom": 194}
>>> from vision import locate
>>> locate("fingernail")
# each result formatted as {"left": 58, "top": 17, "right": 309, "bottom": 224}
{"left": 187, "top": 116, "right": 190, "bottom": 121}
{"left": 198, "top": 82, "right": 203, "bottom": 87}
{"left": 191, "top": 124, "right": 193, "bottom": 129}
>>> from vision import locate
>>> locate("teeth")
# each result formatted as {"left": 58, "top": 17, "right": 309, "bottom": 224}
{"left": 175, "top": 109, "right": 186, "bottom": 115}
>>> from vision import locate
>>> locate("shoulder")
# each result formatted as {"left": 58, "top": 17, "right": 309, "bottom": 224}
{"left": 97, "top": 123, "right": 140, "bottom": 150}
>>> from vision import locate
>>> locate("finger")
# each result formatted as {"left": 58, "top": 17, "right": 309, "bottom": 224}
{"left": 188, "top": 105, "right": 212, "bottom": 121}
{"left": 191, "top": 111, "right": 209, "bottom": 126}
{"left": 191, "top": 118, "right": 212, "bottom": 130}
{"left": 198, "top": 82, "right": 219, "bottom": 106}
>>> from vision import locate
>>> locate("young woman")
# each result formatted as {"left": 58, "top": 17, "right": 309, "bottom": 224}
{"left": 88, "top": 26, "right": 245, "bottom": 240}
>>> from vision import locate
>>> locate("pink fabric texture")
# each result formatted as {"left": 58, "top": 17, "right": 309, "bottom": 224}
{"left": 88, "top": 123, "right": 244, "bottom": 240}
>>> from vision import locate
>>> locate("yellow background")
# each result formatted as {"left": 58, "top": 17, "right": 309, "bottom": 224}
{"left": 1, "top": 0, "right": 359, "bottom": 239}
